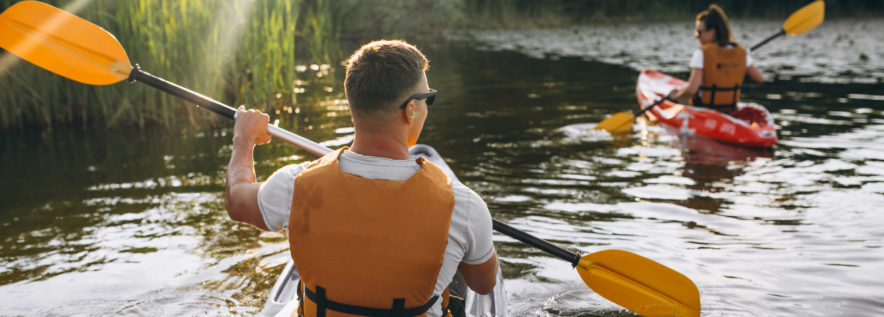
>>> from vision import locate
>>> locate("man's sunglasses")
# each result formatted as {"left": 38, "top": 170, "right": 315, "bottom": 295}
{"left": 399, "top": 89, "right": 437, "bottom": 109}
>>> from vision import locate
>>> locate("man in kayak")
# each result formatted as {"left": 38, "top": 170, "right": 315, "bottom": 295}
{"left": 224, "top": 40, "right": 499, "bottom": 316}
{"left": 668, "top": 4, "right": 764, "bottom": 113}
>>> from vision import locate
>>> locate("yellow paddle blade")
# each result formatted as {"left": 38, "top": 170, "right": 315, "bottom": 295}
{"left": 595, "top": 112, "right": 635, "bottom": 133}
{"left": 577, "top": 249, "right": 700, "bottom": 317}
{"left": 0, "top": 1, "right": 130, "bottom": 85}
{"left": 783, "top": 0, "right": 825, "bottom": 36}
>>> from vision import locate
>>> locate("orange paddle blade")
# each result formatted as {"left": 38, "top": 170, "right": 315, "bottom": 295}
{"left": 578, "top": 249, "right": 701, "bottom": 317}
{"left": 595, "top": 112, "right": 635, "bottom": 133}
{"left": 783, "top": 0, "right": 825, "bottom": 36}
{"left": 0, "top": 1, "right": 131, "bottom": 85}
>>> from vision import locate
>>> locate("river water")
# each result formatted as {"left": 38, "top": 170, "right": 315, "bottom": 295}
{"left": 2, "top": 18, "right": 883, "bottom": 316}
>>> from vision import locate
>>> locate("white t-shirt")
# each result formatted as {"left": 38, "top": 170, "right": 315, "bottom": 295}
{"left": 689, "top": 46, "right": 754, "bottom": 69}
{"left": 257, "top": 150, "right": 495, "bottom": 317}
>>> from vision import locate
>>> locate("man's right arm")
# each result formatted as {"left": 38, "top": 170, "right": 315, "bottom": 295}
{"left": 456, "top": 192, "right": 499, "bottom": 294}
{"left": 458, "top": 252, "right": 498, "bottom": 295}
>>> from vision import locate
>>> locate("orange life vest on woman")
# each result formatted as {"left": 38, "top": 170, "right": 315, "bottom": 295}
{"left": 288, "top": 147, "right": 455, "bottom": 317}
{"left": 693, "top": 43, "right": 747, "bottom": 112}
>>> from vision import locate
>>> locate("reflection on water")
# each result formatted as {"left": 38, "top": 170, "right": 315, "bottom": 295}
{"left": 3, "top": 24, "right": 884, "bottom": 316}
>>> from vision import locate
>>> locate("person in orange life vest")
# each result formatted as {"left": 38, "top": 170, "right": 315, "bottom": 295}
{"left": 668, "top": 4, "right": 764, "bottom": 113}
{"left": 224, "top": 40, "right": 498, "bottom": 316}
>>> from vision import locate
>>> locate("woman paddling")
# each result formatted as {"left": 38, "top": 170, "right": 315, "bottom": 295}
{"left": 668, "top": 4, "right": 764, "bottom": 113}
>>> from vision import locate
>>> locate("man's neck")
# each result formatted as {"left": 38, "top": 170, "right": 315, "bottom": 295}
{"left": 349, "top": 132, "right": 410, "bottom": 160}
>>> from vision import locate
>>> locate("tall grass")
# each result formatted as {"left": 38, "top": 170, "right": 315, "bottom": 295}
{"left": 0, "top": 0, "right": 329, "bottom": 131}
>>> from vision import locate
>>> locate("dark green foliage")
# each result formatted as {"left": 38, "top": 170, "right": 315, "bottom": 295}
{"left": 0, "top": 0, "right": 327, "bottom": 131}
{"left": 0, "top": 0, "right": 880, "bottom": 131}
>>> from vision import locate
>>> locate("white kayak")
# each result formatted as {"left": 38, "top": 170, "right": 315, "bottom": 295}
{"left": 260, "top": 144, "right": 509, "bottom": 317}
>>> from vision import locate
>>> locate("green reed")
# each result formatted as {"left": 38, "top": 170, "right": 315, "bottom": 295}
{"left": 0, "top": 0, "right": 335, "bottom": 131}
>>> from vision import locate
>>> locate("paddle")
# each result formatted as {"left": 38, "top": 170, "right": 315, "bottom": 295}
{"left": 595, "top": 97, "right": 670, "bottom": 133}
{"left": 595, "top": 0, "right": 825, "bottom": 133}
{"left": 751, "top": 0, "right": 825, "bottom": 51}
{"left": 0, "top": 2, "right": 700, "bottom": 316}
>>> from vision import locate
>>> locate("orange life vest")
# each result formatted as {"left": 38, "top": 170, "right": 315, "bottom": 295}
{"left": 288, "top": 147, "right": 455, "bottom": 317}
{"left": 693, "top": 43, "right": 747, "bottom": 112}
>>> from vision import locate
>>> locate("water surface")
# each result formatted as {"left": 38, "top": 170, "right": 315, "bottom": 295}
{"left": 2, "top": 18, "right": 884, "bottom": 316}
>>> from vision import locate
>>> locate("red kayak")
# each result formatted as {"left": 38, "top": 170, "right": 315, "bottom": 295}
{"left": 636, "top": 70, "right": 777, "bottom": 148}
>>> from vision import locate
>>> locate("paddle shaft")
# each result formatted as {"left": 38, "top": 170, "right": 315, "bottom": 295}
{"left": 493, "top": 219, "right": 580, "bottom": 266}
{"left": 635, "top": 97, "right": 668, "bottom": 117}
{"left": 129, "top": 66, "right": 331, "bottom": 156}
{"left": 130, "top": 65, "right": 582, "bottom": 266}
{"left": 750, "top": 29, "right": 786, "bottom": 51}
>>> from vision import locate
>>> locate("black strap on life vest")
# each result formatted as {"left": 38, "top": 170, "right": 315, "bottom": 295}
{"left": 304, "top": 285, "right": 439, "bottom": 317}
{"left": 696, "top": 83, "right": 740, "bottom": 112}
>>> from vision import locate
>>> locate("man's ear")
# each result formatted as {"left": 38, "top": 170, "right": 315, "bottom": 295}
{"left": 403, "top": 101, "right": 415, "bottom": 122}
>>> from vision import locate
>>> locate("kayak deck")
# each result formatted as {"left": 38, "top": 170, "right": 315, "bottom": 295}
{"left": 260, "top": 145, "right": 508, "bottom": 317}
{"left": 636, "top": 69, "right": 778, "bottom": 148}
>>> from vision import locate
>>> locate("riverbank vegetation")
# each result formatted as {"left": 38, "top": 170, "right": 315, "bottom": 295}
{"left": 1, "top": 0, "right": 881, "bottom": 131}
{"left": 1, "top": 0, "right": 337, "bottom": 131}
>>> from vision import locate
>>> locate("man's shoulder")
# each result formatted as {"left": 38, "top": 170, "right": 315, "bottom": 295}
{"left": 282, "top": 161, "right": 314, "bottom": 176}
{"left": 451, "top": 181, "right": 488, "bottom": 211}
{"left": 451, "top": 180, "right": 480, "bottom": 196}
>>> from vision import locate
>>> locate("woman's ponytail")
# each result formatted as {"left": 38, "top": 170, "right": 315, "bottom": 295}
{"left": 698, "top": 4, "right": 735, "bottom": 46}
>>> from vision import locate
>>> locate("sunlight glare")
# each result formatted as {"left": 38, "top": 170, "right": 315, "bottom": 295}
{"left": 200, "top": 0, "right": 255, "bottom": 92}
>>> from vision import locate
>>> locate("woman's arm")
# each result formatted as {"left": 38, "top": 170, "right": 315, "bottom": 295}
{"left": 746, "top": 65, "right": 764, "bottom": 83}
{"left": 668, "top": 68, "right": 703, "bottom": 104}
